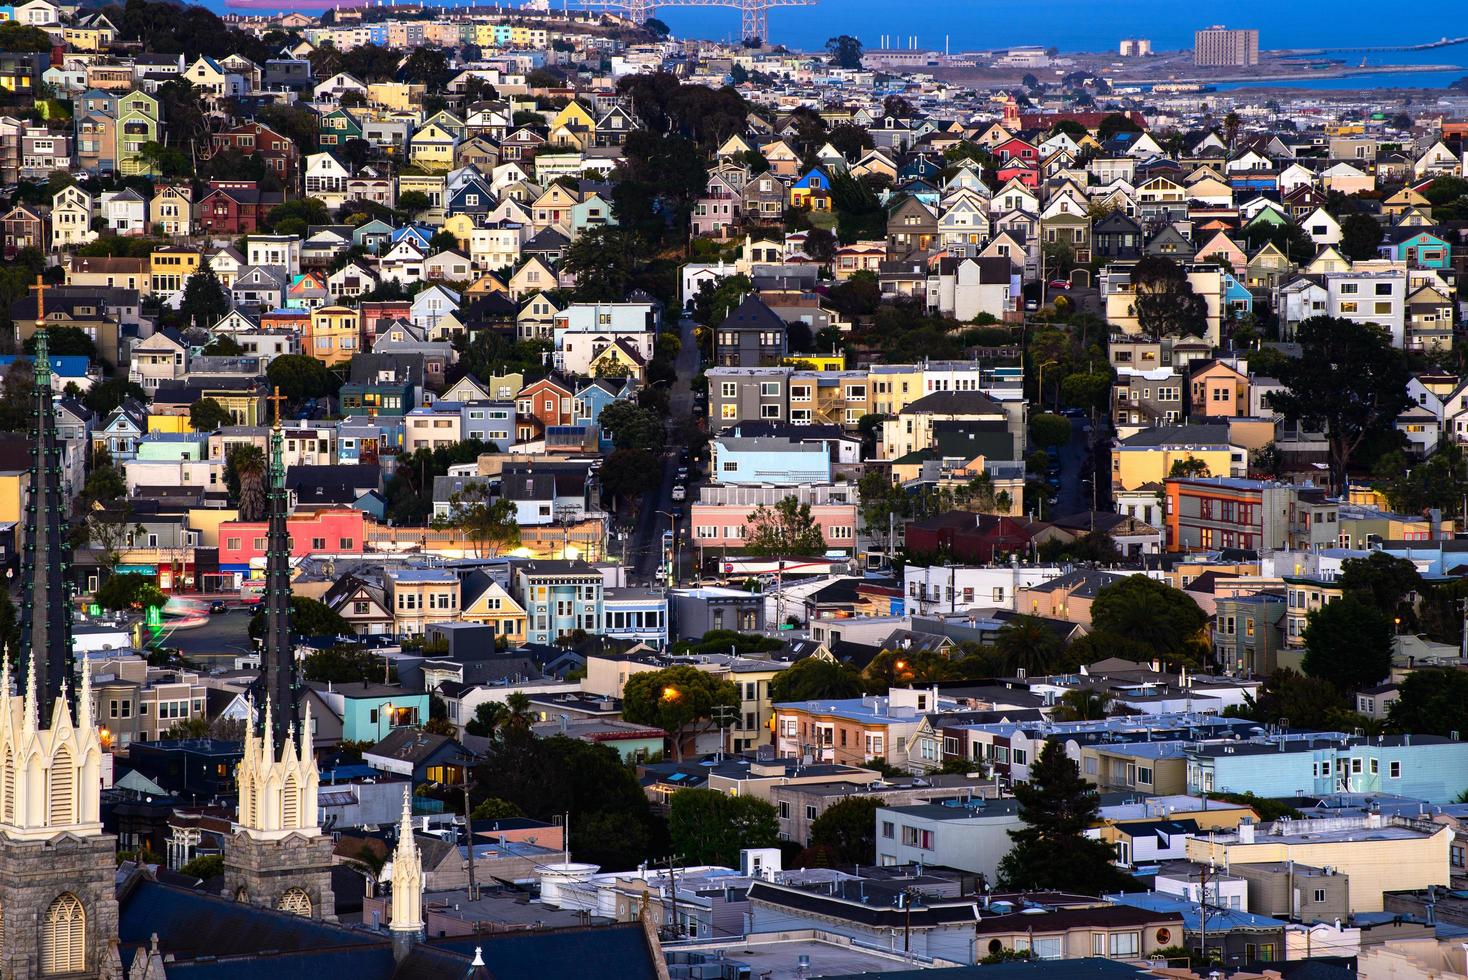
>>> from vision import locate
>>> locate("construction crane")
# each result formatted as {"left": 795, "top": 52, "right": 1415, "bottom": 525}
{"left": 573, "top": 0, "right": 815, "bottom": 46}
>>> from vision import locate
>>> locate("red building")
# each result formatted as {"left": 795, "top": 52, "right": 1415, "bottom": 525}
{"left": 903, "top": 512, "right": 1037, "bottom": 563}
{"left": 198, "top": 180, "right": 284, "bottom": 235}
{"left": 358, "top": 300, "right": 412, "bottom": 348}
{"left": 514, "top": 378, "right": 573, "bottom": 441}
{"left": 211, "top": 122, "right": 300, "bottom": 181}
{"left": 219, "top": 509, "right": 366, "bottom": 587}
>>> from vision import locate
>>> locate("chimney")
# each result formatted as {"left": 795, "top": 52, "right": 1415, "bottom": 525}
{"left": 1238, "top": 819, "right": 1255, "bottom": 844}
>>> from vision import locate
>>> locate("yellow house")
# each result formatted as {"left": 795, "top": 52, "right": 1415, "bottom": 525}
{"left": 460, "top": 579, "right": 527, "bottom": 644}
{"left": 0, "top": 465, "right": 26, "bottom": 557}
{"left": 550, "top": 100, "right": 597, "bottom": 133}
{"left": 150, "top": 245, "right": 201, "bottom": 295}
{"left": 587, "top": 341, "right": 644, "bottom": 381}
{"left": 866, "top": 365, "right": 926, "bottom": 416}
{"left": 367, "top": 82, "right": 425, "bottom": 112}
{"left": 1186, "top": 819, "right": 1452, "bottom": 912}
{"left": 440, "top": 213, "right": 477, "bottom": 251}
{"left": 147, "top": 412, "right": 190, "bottom": 434}
{"left": 384, "top": 568, "right": 459, "bottom": 635}
{"left": 1111, "top": 435, "right": 1236, "bottom": 492}
{"left": 784, "top": 354, "right": 844, "bottom": 371}
{"left": 409, "top": 122, "right": 458, "bottom": 172}
{"left": 306, "top": 306, "right": 361, "bottom": 367}
{"left": 63, "top": 23, "right": 114, "bottom": 50}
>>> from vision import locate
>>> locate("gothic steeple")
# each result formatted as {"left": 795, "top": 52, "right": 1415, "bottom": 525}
{"left": 389, "top": 787, "right": 423, "bottom": 961}
{"left": 261, "top": 386, "right": 294, "bottom": 744}
{"left": 18, "top": 285, "right": 74, "bottom": 710}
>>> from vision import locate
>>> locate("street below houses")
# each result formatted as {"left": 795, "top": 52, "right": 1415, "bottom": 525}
{"left": 628, "top": 314, "right": 701, "bottom": 585}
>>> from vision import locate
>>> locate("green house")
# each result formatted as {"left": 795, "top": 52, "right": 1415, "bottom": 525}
{"left": 116, "top": 90, "right": 161, "bottom": 177}
{"left": 318, "top": 106, "right": 362, "bottom": 149}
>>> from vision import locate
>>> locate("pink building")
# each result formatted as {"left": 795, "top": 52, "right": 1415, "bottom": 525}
{"left": 689, "top": 501, "right": 858, "bottom": 552}
{"left": 219, "top": 507, "right": 366, "bottom": 569}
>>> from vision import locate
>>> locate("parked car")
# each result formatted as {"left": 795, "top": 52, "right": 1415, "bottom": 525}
{"left": 1048, "top": 279, "right": 1071, "bottom": 291}
{"left": 671, "top": 485, "right": 687, "bottom": 502}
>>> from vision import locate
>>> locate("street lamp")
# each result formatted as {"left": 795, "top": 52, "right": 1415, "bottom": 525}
{"left": 656, "top": 510, "right": 681, "bottom": 586}
{"left": 378, "top": 701, "right": 394, "bottom": 741}
{"left": 1035, "top": 359, "right": 1058, "bottom": 413}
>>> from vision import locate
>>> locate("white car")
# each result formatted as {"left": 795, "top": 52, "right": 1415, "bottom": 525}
{"left": 671, "top": 485, "right": 687, "bottom": 502}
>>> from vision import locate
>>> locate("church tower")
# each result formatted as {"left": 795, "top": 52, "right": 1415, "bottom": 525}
{"left": 223, "top": 391, "right": 335, "bottom": 921}
{"left": 0, "top": 315, "right": 122, "bottom": 980}
{"left": 389, "top": 788, "right": 423, "bottom": 962}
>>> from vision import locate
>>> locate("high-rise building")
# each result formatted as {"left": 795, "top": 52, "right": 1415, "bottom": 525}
{"left": 1194, "top": 26, "right": 1259, "bottom": 67}
{"left": 1119, "top": 38, "right": 1152, "bottom": 57}
{"left": 0, "top": 312, "right": 121, "bottom": 980}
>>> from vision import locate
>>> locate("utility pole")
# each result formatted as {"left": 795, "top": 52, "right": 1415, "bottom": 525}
{"left": 711, "top": 704, "right": 737, "bottom": 762}
{"left": 1197, "top": 862, "right": 1210, "bottom": 966}
{"left": 460, "top": 760, "right": 480, "bottom": 902}
{"left": 650, "top": 853, "right": 684, "bottom": 938}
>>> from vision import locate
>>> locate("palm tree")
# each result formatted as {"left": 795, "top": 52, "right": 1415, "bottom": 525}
{"left": 504, "top": 692, "right": 533, "bottom": 734}
{"left": 1223, "top": 111, "right": 1241, "bottom": 150}
{"left": 229, "top": 444, "right": 268, "bottom": 521}
{"left": 1052, "top": 689, "right": 1113, "bottom": 722}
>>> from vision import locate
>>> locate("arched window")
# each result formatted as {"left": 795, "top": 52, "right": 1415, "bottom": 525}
{"left": 277, "top": 888, "right": 311, "bottom": 917}
{"left": 41, "top": 893, "right": 85, "bottom": 975}
{"left": 49, "top": 747, "right": 74, "bottom": 826}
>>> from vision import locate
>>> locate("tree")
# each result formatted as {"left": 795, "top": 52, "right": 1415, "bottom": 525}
{"left": 621, "top": 664, "right": 739, "bottom": 761}
{"left": 24, "top": 326, "right": 97, "bottom": 361}
{"left": 1339, "top": 212, "right": 1383, "bottom": 262}
{"left": 252, "top": 597, "right": 351, "bottom": 642}
{"left": 768, "top": 657, "right": 864, "bottom": 703}
{"left": 226, "top": 444, "right": 268, "bottom": 521}
{"left": 399, "top": 46, "right": 450, "bottom": 88}
{"left": 471, "top": 797, "right": 524, "bottom": 820}
{"left": 562, "top": 227, "right": 645, "bottom": 302}
{"left": 267, "top": 353, "right": 341, "bottom": 403}
{"left": 825, "top": 34, "right": 863, "bottom": 69}
{"left": 1097, "top": 113, "right": 1142, "bottom": 141}
{"left": 465, "top": 701, "right": 509, "bottom": 739}
{"left": 82, "top": 377, "right": 147, "bottom": 417}
{"left": 598, "top": 399, "right": 666, "bottom": 454}
{"left": 1226, "top": 669, "right": 1354, "bottom": 731}
{"left": 1131, "top": 255, "right": 1208, "bottom": 339}
{"left": 0, "top": 21, "right": 54, "bottom": 51}
{"left": 1339, "top": 551, "right": 1422, "bottom": 623}
{"left": 1029, "top": 413, "right": 1070, "bottom": 449}
{"left": 994, "top": 615, "right": 1064, "bottom": 676}
{"left": 433, "top": 482, "right": 520, "bottom": 557}
{"left": 203, "top": 334, "right": 244, "bottom": 356}
{"left": 600, "top": 448, "right": 661, "bottom": 504}
{"left": 1386, "top": 669, "right": 1468, "bottom": 738}
{"left": 808, "top": 797, "right": 880, "bottom": 865}
{"left": 1169, "top": 457, "right": 1211, "bottom": 478}
{"left": 746, "top": 497, "right": 826, "bottom": 556}
{"left": 669, "top": 788, "right": 779, "bottom": 866}
{"left": 397, "top": 190, "right": 431, "bottom": 216}
{"left": 1050, "top": 689, "right": 1113, "bottom": 722}
{"left": 998, "top": 740, "right": 1132, "bottom": 894}
{"left": 178, "top": 854, "right": 225, "bottom": 881}
{"left": 179, "top": 265, "right": 229, "bottom": 331}
{"left": 1301, "top": 595, "right": 1393, "bottom": 693}
{"left": 96, "top": 573, "right": 167, "bottom": 612}
{"left": 692, "top": 274, "right": 752, "bottom": 327}
{"left": 643, "top": 16, "right": 670, "bottom": 36}
{"left": 1091, "top": 575, "right": 1208, "bottom": 663}
{"left": 1268, "top": 317, "right": 1409, "bottom": 489}
{"left": 189, "top": 398, "right": 234, "bottom": 432}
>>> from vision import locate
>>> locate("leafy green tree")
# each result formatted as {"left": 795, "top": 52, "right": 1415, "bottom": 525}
{"left": 824, "top": 34, "right": 863, "bottom": 69}
{"left": 189, "top": 398, "right": 234, "bottom": 432}
{"left": 994, "top": 615, "right": 1064, "bottom": 676}
{"left": 1339, "top": 551, "right": 1422, "bottom": 623}
{"left": 1385, "top": 668, "right": 1468, "bottom": 738}
{"left": 432, "top": 482, "right": 520, "bottom": 557}
{"left": 669, "top": 788, "right": 779, "bottom": 866}
{"left": 96, "top": 573, "right": 167, "bottom": 612}
{"left": 1131, "top": 255, "right": 1208, "bottom": 339}
{"left": 1339, "top": 212, "right": 1383, "bottom": 262}
{"left": 621, "top": 664, "right": 739, "bottom": 761}
{"left": 1225, "top": 669, "right": 1354, "bottom": 730}
{"left": 470, "top": 732, "right": 656, "bottom": 870}
{"left": 1302, "top": 595, "right": 1393, "bottom": 693}
{"left": 1097, "top": 113, "right": 1142, "bottom": 141}
{"left": 598, "top": 399, "right": 666, "bottom": 454}
{"left": 399, "top": 46, "right": 450, "bottom": 88}
{"left": 266, "top": 353, "right": 341, "bottom": 403}
{"left": 599, "top": 448, "right": 661, "bottom": 504}
{"left": 471, "top": 797, "right": 524, "bottom": 820}
{"left": 178, "top": 854, "right": 225, "bottom": 880}
{"left": 1090, "top": 575, "right": 1208, "bottom": 663}
{"left": 1050, "top": 689, "right": 1113, "bottom": 722}
{"left": 562, "top": 227, "right": 645, "bottom": 302}
{"left": 24, "top": 326, "right": 97, "bottom": 360}
{"left": 0, "top": 21, "right": 54, "bottom": 51}
{"left": 203, "top": 334, "right": 244, "bottom": 356}
{"left": 1029, "top": 413, "right": 1070, "bottom": 449}
{"left": 691, "top": 273, "right": 752, "bottom": 329}
{"left": 746, "top": 496, "right": 827, "bottom": 556}
{"left": 1169, "top": 457, "right": 1211, "bottom": 478}
{"left": 1268, "top": 317, "right": 1408, "bottom": 489}
{"left": 768, "top": 657, "right": 864, "bottom": 703}
{"left": 252, "top": 598, "right": 352, "bottom": 643}
{"left": 998, "top": 740, "right": 1133, "bottom": 893}
{"left": 397, "top": 190, "right": 431, "bottom": 216}
{"left": 808, "top": 797, "right": 880, "bottom": 865}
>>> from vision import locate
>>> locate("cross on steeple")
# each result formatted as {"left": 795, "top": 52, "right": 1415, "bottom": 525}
{"left": 267, "top": 386, "right": 287, "bottom": 429}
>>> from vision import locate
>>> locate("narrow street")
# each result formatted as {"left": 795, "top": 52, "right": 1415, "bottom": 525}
{"left": 628, "top": 314, "right": 701, "bottom": 585}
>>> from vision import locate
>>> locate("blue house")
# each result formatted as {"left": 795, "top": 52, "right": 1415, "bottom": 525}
{"left": 352, "top": 218, "right": 395, "bottom": 253}
{"left": 1223, "top": 273, "right": 1253, "bottom": 319}
{"left": 711, "top": 433, "right": 831, "bottom": 485}
{"left": 0, "top": 354, "right": 91, "bottom": 387}
{"left": 1391, "top": 230, "right": 1451, "bottom": 270}
{"left": 391, "top": 224, "right": 434, "bottom": 250}
{"left": 573, "top": 378, "right": 634, "bottom": 450}
{"left": 1187, "top": 733, "right": 1468, "bottom": 803}
{"left": 446, "top": 175, "right": 495, "bottom": 218}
